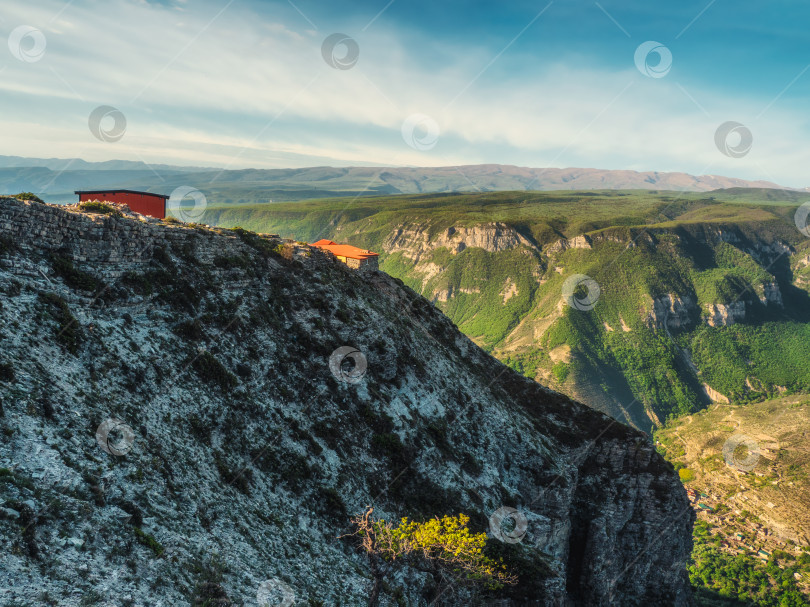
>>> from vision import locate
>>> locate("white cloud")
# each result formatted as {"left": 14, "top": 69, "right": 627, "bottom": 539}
{"left": 0, "top": 0, "right": 807, "bottom": 186}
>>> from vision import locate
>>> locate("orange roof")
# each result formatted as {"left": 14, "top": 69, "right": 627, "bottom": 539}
{"left": 311, "top": 239, "right": 378, "bottom": 260}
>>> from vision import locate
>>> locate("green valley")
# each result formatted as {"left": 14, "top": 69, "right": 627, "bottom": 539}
{"left": 197, "top": 189, "right": 810, "bottom": 433}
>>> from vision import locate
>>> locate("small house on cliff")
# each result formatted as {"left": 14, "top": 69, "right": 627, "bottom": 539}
{"left": 311, "top": 239, "right": 379, "bottom": 270}
{"left": 75, "top": 190, "right": 168, "bottom": 219}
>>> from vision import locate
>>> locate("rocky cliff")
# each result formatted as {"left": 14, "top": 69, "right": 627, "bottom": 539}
{"left": 384, "top": 223, "right": 535, "bottom": 261}
{"left": 0, "top": 198, "right": 694, "bottom": 606}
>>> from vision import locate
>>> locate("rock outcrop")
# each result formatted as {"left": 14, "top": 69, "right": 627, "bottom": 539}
{"left": 646, "top": 294, "right": 697, "bottom": 331}
{"left": 0, "top": 198, "right": 694, "bottom": 606}
{"left": 384, "top": 222, "right": 535, "bottom": 261}
{"left": 704, "top": 302, "right": 747, "bottom": 327}
{"left": 758, "top": 282, "right": 783, "bottom": 307}
{"left": 546, "top": 235, "right": 592, "bottom": 254}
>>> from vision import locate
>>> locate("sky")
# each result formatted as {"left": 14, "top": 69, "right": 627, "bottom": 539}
{"left": 2, "top": 0, "right": 810, "bottom": 186}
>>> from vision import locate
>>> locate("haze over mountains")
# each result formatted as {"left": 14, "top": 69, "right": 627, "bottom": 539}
{"left": 1, "top": 157, "right": 804, "bottom": 204}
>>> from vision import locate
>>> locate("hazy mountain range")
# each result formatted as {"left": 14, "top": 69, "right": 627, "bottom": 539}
{"left": 0, "top": 157, "right": 805, "bottom": 204}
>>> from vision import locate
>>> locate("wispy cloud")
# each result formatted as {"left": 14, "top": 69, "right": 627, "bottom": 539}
{"left": 1, "top": 0, "right": 808, "bottom": 186}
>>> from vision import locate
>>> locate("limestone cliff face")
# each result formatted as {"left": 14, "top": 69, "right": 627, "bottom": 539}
{"left": 545, "top": 235, "right": 592, "bottom": 254}
{"left": 645, "top": 294, "right": 698, "bottom": 331}
{"left": 384, "top": 222, "right": 535, "bottom": 261}
{"left": 0, "top": 198, "right": 693, "bottom": 606}
{"left": 703, "top": 302, "right": 748, "bottom": 327}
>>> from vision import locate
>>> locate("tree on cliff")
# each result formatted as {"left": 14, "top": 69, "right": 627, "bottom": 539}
{"left": 342, "top": 507, "right": 516, "bottom": 606}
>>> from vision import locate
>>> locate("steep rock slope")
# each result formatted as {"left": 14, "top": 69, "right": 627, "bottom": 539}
{"left": 0, "top": 198, "right": 693, "bottom": 606}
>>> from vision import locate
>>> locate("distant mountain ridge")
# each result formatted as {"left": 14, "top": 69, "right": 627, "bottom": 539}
{"left": 0, "top": 155, "right": 216, "bottom": 173}
{"left": 0, "top": 157, "right": 804, "bottom": 203}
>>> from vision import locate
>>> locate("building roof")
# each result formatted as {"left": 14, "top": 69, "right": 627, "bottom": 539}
{"left": 75, "top": 189, "right": 170, "bottom": 200}
{"left": 311, "top": 239, "right": 379, "bottom": 260}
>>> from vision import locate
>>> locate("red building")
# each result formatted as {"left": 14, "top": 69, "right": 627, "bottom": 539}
{"left": 75, "top": 190, "right": 169, "bottom": 219}
{"left": 311, "top": 239, "right": 379, "bottom": 270}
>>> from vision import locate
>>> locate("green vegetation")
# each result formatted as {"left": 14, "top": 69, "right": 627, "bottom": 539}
{"left": 133, "top": 527, "right": 164, "bottom": 557}
{"left": 345, "top": 507, "right": 515, "bottom": 606}
{"left": 77, "top": 201, "right": 123, "bottom": 216}
{"left": 686, "top": 323, "right": 810, "bottom": 401}
{"left": 691, "top": 521, "right": 808, "bottom": 606}
{"left": 14, "top": 192, "right": 44, "bottom": 203}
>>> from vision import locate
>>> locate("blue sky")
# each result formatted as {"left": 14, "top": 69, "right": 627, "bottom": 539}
{"left": 2, "top": 0, "right": 810, "bottom": 186}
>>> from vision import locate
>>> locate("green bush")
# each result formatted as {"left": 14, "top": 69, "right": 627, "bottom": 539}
{"left": 78, "top": 201, "right": 122, "bottom": 216}
{"left": 551, "top": 362, "right": 570, "bottom": 383}
{"left": 133, "top": 527, "right": 164, "bottom": 557}
{"left": 14, "top": 192, "right": 44, "bottom": 203}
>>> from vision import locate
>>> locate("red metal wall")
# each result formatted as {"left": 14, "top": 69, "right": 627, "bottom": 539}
{"left": 78, "top": 192, "right": 166, "bottom": 219}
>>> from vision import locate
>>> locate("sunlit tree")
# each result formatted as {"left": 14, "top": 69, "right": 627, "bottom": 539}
{"left": 342, "top": 507, "right": 516, "bottom": 606}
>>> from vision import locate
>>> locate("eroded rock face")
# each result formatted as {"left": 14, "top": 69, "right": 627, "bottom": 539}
{"left": 384, "top": 222, "right": 535, "bottom": 261}
{"left": 546, "top": 235, "right": 593, "bottom": 254}
{"left": 646, "top": 294, "right": 697, "bottom": 331}
{"left": 0, "top": 198, "right": 693, "bottom": 606}
{"left": 759, "top": 282, "right": 783, "bottom": 307}
{"left": 704, "top": 301, "right": 747, "bottom": 327}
